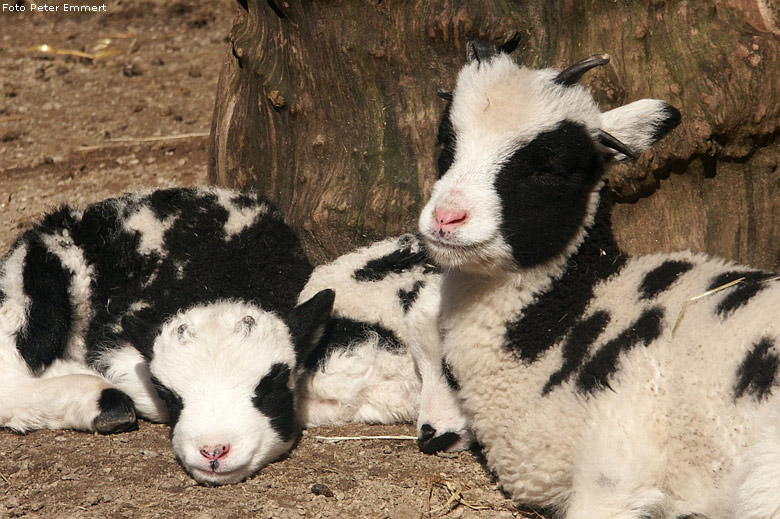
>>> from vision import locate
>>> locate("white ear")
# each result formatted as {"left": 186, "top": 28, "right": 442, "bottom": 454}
{"left": 599, "top": 99, "right": 681, "bottom": 160}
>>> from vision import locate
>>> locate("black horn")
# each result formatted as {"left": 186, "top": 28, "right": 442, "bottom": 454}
{"left": 466, "top": 40, "right": 501, "bottom": 64}
{"left": 554, "top": 54, "right": 610, "bottom": 86}
{"left": 596, "top": 129, "right": 638, "bottom": 160}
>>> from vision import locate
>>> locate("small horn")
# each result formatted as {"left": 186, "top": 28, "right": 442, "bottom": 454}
{"left": 466, "top": 40, "right": 501, "bottom": 64}
{"left": 597, "top": 129, "right": 638, "bottom": 160}
{"left": 554, "top": 54, "right": 610, "bottom": 86}
{"left": 437, "top": 91, "right": 453, "bottom": 101}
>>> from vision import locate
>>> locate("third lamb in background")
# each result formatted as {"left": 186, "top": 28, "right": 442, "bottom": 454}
{"left": 418, "top": 40, "right": 780, "bottom": 519}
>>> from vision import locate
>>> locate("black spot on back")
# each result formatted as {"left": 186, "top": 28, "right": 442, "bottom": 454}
{"left": 303, "top": 317, "right": 404, "bottom": 372}
{"left": 353, "top": 244, "right": 437, "bottom": 282}
{"left": 15, "top": 234, "right": 73, "bottom": 373}
{"left": 399, "top": 280, "right": 425, "bottom": 313}
{"left": 494, "top": 121, "right": 609, "bottom": 268}
{"left": 252, "top": 363, "right": 297, "bottom": 442}
{"left": 709, "top": 270, "right": 775, "bottom": 317}
{"left": 151, "top": 375, "right": 184, "bottom": 428}
{"left": 543, "top": 310, "right": 610, "bottom": 394}
{"left": 639, "top": 260, "right": 693, "bottom": 300}
{"left": 441, "top": 358, "right": 460, "bottom": 391}
{"left": 503, "top": 195, "right": 625, "bottom": 363}
{"left": 734, "top": 337, "right": 778, "bottom": 401}
{"left": 577, "top": 306, "right": 664, "bottom": 394}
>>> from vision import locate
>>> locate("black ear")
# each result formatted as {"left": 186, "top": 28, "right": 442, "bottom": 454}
{"left": 287, "top": 289, "right": 335, "bottom": 365}
{"left": 120, "top": 313, "right": 158, "bottom": 360}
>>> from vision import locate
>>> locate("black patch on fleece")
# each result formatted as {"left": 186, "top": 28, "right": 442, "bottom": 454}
{"left": 353, "top": 244, "right": 437, "bottom": 283}
{"left": 435, "top": 100, "right": 456, "bottom": 178}
{"left": 398, "top": 280, "right": 425, "bottom": 313}
{"left": 231, "top": 193, "right": 261, "bottom": 209}
{"left": 734, "top": 337, "right": 778, "bottom": 402}
{"left": 15, "top": 234, "right": 74, "bottom": 373}
{"left": 302, "top": 317, "right": 404, "bottom": 372}
{"left": 252, "top": 363, "right": 297, "bottom": 442}
{"left": 708, "top": 270, "right": 775, "bottom": 317}
{"left": 577, "top": 306, "right": 664, "bottom": 394}
{"left": 71, "top": 188, "right": 313, "bottom": 363}
{"left": 441, "top": 358, "right": 460, "bottom": 391}
{"left": 503, "top": 194, "right": 625, "bottom": 363}
{"left": 151, "top": 375, "right": 184, "bottom": 428}
{"left": 543, "top": 310, "right": 610, "bottom": 394}
{"left": 494, "top": 121, "right": 610, "bottom": 268}
{"left": 639, "top": 260, "right": 693, "bottom": 300}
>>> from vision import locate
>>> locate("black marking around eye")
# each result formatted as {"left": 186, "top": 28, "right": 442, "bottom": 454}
{"left": 436, "top": 101, "right": 456, "bottom": 178}
{"left": 399, "top": 280, "right": 425, "bottom": 313}
{"left": 151, "top": 375, "right": 184, "bottom": 428}
{"left": 639, "top": 260, "right": 693, "bottom": 300}
{"left": 543, "top": 310, "right": 610, "bottom": 395}
{"left": 494, "top": 121, "right": 608, "bottom": 268}
{"left": 708, "top": 270, "right": 775, "bottom": 317}
{"left": 734, "top": 337, "right": 778, "bottom": 402}
{"left": 253, "top": 363, "right": 297, "bottom": 442}
{"left": 441, "top": 358, "right": 460, "bottom": 391}
{"left": 577, "top": 306, "right": 664, "bottom": 394}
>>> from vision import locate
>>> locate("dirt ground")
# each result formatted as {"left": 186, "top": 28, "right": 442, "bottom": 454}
{"left": 0, "top": 2, "right": 534, "bottom": 518}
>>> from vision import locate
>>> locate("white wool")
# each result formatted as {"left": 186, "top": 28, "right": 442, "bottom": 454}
{"left": 123, "top": 205, "right": 177, "bottom": 257}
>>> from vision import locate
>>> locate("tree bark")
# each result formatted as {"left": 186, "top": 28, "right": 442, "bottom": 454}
{"left": 209, "top": 0, "right": 780, "bottom": 268}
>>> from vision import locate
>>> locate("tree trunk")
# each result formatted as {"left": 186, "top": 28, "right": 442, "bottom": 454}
{"left": 209, "top": 0, "right": 780, "bottom": 269}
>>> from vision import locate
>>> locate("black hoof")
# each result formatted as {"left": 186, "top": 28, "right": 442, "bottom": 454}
{"left": 417, "top": 424, "right": 461, "bottom": 454}
{"left": 93, "top": 388, "right": 138, "bottom": 434}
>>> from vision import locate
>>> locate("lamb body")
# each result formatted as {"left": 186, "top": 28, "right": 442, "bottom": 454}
{"left": 419, "top": 42, "right": 780, "bottom": 518}
{"left": 297, "top": 233, "right": 472, "bottom": 453}
{"left": 0, "top": 187, "right": 333, "bottom": 485}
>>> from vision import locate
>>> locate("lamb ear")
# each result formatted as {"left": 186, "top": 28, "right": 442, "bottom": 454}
{"left": 120, "top": 313, "right": 158, "bottom": 360}
{"left": 599, "top": 99, "right": 681, "bottom": 161}
{"left": 287, "top": 289, "right": 334, "bottom": 364}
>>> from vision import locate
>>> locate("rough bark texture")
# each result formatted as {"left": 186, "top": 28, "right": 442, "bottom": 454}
{"left": 209, "top": 0, "right": 780, "bottom": 269}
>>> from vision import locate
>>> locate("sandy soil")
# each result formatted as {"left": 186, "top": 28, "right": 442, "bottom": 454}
{"left": 0, "top": 2, "right": 534, "bottom": 518}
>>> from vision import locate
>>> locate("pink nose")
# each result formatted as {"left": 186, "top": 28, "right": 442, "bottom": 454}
{"left": 433, "top": 208, "right": 468, "bottom": 237}
{"left": 199, "top": 444, "right": 231, "bottom": 461}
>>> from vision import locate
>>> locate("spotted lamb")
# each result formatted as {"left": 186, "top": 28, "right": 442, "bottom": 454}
{"left": 297, "top": 233, "right": 473, "bottom": 454}
{"left": 0, "top": 187, "right": 335, "bottom": 485}
{"left": 418, "top": 41, "right": 780, "bottom": 519}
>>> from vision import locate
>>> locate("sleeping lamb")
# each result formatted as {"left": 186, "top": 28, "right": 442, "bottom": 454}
{"left": 418, "top": 41, "right": 780, "bottom": 518}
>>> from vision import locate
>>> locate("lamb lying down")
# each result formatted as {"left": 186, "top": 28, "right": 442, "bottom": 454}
{"left": 418, "top": 41, "right": 780, "bottom": 519}
{"left": 297, "top": 233, "right": 473, "bottom": 454}
{"left": 0, "top": 187, "right": 468, "bottom": 487}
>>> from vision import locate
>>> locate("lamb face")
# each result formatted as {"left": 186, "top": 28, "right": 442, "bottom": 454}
{"left": 419, "top": 43, "right": 680, "bottom": 272}
{"left": 149, "top": 291, "right": 333, "bottom": 486}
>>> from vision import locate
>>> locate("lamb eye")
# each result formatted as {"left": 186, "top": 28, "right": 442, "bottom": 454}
{"left": 177, "top": 324, "right": 188, "bottom": 340}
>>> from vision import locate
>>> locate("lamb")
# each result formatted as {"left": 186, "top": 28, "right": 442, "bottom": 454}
{"left": 0, "top": 187, "right": 334, "bottom": 485}
{"left": 296, "top": 233, "right": 473, "bottom": 453}
{"left": 418, "top": 41, "right": 780, "bottom": 518}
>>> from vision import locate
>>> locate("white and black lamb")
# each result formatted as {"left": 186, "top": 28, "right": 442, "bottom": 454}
{"left": 297, "top": 233, "right": 473, "bottom": 453}
{"left": 0, "top": 187, "right": 335, "bottom": 485}
{"left": 418, "top": 41, "right": 780, "bottom": 519}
